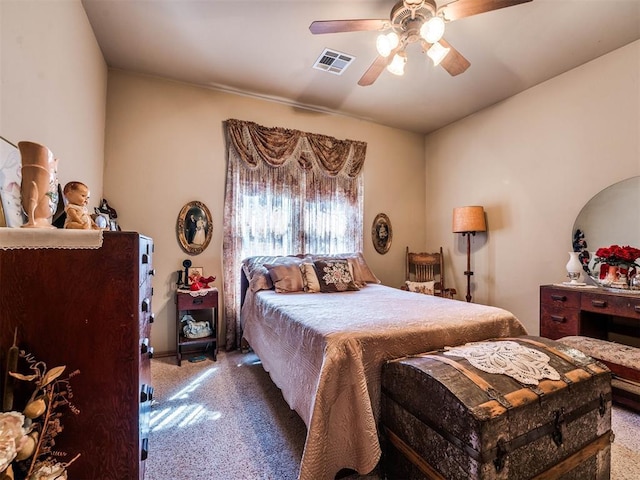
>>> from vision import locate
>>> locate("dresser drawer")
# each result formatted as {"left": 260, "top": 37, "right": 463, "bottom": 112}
{"left": 540, "top": 305, "right": 580, "bottom": 339}
{"left": 177, "top": 290, "right": 218, "bottom": 310}
{"left": 581, "top": 292, "right": 640, "bottom": 317}
{"left": 540, "top": 287, "right": 581, "bottom": 309}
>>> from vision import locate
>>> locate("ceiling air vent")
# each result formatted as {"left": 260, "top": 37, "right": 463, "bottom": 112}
{"left": 313, "top": 49, "right": 355, "bottom": 75}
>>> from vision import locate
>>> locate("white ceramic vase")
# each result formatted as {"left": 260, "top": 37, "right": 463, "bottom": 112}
{"left": 565, "top": 252, "right": 583, "bottom": 284}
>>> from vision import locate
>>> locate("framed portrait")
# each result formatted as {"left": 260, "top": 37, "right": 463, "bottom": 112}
{"left": 372, "top": 213, "right": 392, "bottom": 255}
{"left": 177, "top": 200, "right": 212, "bottom": 255}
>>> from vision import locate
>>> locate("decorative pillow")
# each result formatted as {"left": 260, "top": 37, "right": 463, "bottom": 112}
{"left": 314, "top": 259, "right": 360, "bottom": 293}
{"left": 300, "top": 262, "right": 321, "bottom": 293}
{"left": 308, "top": 252, "right": 380, "bottom": 285}
{"left": 352, "top": 252, "right": 380, "bottom": 284}
{"left": 405, "top": 280, "right": 435, "bottom": 295}
{"left": 242, "top": 255, "right": 303, "bottom": 292}
{"left": 248, "top": 265, "right": 273, "bottom": 292}
{"left": 265, "top": 263, "right": 305, "bottom": 293}
{"left": 346, "top": 258, "right": 366, "bottom": 288}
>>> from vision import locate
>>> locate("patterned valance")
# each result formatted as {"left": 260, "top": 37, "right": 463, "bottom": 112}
{"left": 225, "top": 119, "right": 366, "bottom": 178}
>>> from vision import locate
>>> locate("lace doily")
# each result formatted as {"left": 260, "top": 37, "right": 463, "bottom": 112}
{"left": 0, "top": 228, "right": 103, "bottom": 250}
{"left": 444, "top": 340, "right": 561, "bottom": 385}
{"left": 177, "top": 287, "right": 217, "bottom": 297}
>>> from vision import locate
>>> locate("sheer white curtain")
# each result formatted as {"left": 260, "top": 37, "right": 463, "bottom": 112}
{"left": 222, "top": 119, "right": 366, "bottom": 349}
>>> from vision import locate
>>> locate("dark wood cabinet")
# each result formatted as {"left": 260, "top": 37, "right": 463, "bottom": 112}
{"left": 540, "top": 285, "right": 640, "bottom": 343}
{"left": 0, "top": 232, "right": 154, "bottom": 480}
{"left": 175, "top": 289, "right": 218, "bottom": 365}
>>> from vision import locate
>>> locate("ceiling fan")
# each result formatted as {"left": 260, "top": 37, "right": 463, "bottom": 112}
{"left": 309, "top": 0, "right": 533, "bottom": 86}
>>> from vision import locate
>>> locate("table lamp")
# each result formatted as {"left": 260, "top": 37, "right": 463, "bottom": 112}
{"left": 452, "top": 206, "right": 487, "bottom": 302}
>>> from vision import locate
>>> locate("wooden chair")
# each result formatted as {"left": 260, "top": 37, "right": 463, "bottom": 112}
{"left": 403, "top": 246, "right": 456, "bottom": 299}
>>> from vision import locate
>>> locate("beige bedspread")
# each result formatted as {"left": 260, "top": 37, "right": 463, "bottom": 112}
{"left": 241, "top": 284, "right": 527, "bottom": 480}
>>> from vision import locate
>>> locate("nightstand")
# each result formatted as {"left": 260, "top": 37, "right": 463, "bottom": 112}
{"left": 176, "top": 288, "right": 218, "bottom": 366}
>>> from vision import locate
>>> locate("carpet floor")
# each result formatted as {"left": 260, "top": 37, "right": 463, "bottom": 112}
{"left": 146, "top": 350, "right": 640, "bottom": 480}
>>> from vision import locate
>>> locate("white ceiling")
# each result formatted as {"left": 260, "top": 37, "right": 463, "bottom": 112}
{"left": 81, "top": 0, "right": 640, "bottom": 135}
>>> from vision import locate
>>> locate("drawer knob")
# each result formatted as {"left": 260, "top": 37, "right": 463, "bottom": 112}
{"left": 140, "top": 385, "right": 154, "bottom": 403}
{"left": 141, "top": 438, "right": 149, "bottom": 461}
{"left": 634, "top": 305, "right": 640, "bottom": 314}
{"left": 141, "top": 338, "right": 150, "bottom": 354}
{"left": 149, "top": 313, "right": 155, "bottom": 324}
{"left": 140, "top": 384, "right": 149, "bottom": 403}
{"left": 551, "top": 294, "right": 567, "bottom": 302}
{"left": 591, "top": 300, "right": 607, "bottom": 308}
{"left": 550, "top": 315, "right": 566, "bottom": 324}
{"left": 142, "top": 298, "right": 151, "bottom": 312}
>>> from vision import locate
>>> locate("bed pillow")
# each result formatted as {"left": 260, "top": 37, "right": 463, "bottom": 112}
{"left": 265, "top": 263, "right": 305, "bottom": 293}
{"left": 248, "top": 265, "right": 273, "bottom": 292}
{"left": 352, "top": 252, "right": 380, "bottom": 284}
{"left": 313, "top": 259, "right": 360, "bottom": 293}
{"left": 242, "top": 255, "right": 303, "bottom": 292}
{"left": 300, "top": 262, "right": 321, "bottom": 293}
{"left": 405, "top": 280, "right": 435, "bottom": 295}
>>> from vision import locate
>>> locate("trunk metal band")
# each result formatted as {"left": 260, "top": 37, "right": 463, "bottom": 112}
{"left": 384, "top": 422, "right": 613, "bottom": 480}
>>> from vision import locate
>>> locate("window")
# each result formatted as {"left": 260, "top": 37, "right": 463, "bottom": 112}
{"left": 222, "top": 119, "right": 366, "bottom": 349}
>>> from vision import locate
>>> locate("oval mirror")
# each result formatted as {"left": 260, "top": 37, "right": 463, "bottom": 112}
{"left": 572, "top": 176, "right": 640, "bottom": 280}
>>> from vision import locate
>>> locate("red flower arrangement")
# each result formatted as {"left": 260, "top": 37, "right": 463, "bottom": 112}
{"left": 593, "top": 245, "right": 640, "bottom": 269}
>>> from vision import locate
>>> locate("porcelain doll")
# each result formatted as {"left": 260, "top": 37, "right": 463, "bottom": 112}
{"left": 63, "top": 181, "right": 100, "bottom": 230}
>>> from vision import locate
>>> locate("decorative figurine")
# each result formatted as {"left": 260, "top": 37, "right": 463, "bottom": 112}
{"left": 62, "top": 181, "right": 100, "bottom": 230}
{"left": 96, "top": 198, "right": 118, "bottom": 219}
{"left": 187, "top": 270, "right": 216, "bottom": 291}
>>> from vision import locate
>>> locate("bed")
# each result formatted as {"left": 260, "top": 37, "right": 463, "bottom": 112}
{"left": 240, "top": 254, "right": 527, "bottom": 480}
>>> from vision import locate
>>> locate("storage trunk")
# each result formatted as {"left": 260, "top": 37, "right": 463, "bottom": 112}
{"left": 381, "top": 336, "right": 612, "bottom": 479}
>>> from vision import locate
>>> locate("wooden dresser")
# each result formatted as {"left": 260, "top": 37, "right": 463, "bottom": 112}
{"left": 0, "top": 232, "right": 154, "bottom": 480}
{"left": 540, "top": 284, "right": 640, "bottom": 343}
{"left": 540, "top": 284, "right": 640, "bottom": 409}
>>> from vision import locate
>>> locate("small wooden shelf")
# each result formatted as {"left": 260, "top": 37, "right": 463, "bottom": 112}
{"left": 176, "top": 288, "right": 218, "bottom": 366}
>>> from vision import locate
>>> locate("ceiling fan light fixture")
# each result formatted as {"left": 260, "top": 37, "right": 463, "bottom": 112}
{"left": 420, "top": 16, "right": 445, "bottom": 43}
{"left": 376, "top": 32, "right": 399, "bottom": 58}
{"left": 386, "top": 51, "right": 407, "bottom": 76}
{"left": 427, "top": 41, "right": 450, "bottom": 66}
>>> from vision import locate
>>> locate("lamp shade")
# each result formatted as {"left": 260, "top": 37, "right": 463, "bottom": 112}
{"left": 387, "top": 51, "right": 407, "bottom": 76}
{"left": 426, "top": 42, "right": 450, "bottom": 66}
{"left": 452, "top": 206, "right": 487, "bottom": 233}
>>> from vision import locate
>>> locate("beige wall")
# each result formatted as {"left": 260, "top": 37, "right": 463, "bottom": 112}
{"left": 104, "top": 71, "right": 426, "bottom": 354}
{"left": 424, "top": 40, "right": 640, "bottom": 335}
{"left": 1, "top": 0, "right": 107, "bottom": 197}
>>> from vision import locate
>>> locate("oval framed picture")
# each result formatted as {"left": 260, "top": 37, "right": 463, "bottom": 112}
{"left": 177, "top": 201, "right": 212, "bottom": 255}
{"left": 372, "top": 213, "right": 392, "bottom": 255}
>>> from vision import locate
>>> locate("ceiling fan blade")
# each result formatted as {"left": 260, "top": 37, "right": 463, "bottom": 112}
{"left": 438, "top": 39, "right": 470, "bottom": 76}
{"left": 440, "top": 0, "right": 532, "bottom": 22}
{"left": 309, "top": 19, "right": 388, "bottom": 34}
{"left": 358, "top": 55, "right": 390, "bottom": 86}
